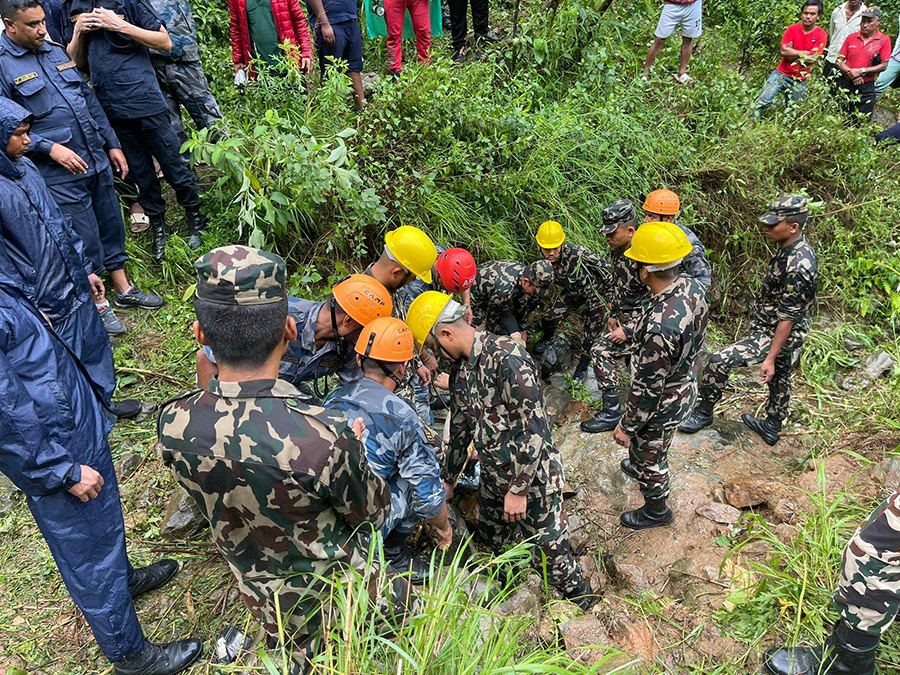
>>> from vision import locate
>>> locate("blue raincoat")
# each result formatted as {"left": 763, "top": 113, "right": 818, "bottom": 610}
{"left": 0, "top": 96, "right": 115, "bottom": 406}
{"left": 0, "top": 283, "right": 144, "bottom": 662}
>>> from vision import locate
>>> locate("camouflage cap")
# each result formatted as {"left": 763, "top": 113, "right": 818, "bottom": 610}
{"left": 758, "top": 195, "right": 808, "bottom": 225}
{"left": 525, "top": 259, "right": 555, "bottom": 296}
{"left": 194, "top": 245, "right": 287, "bottom": 305}
{"left": 601, "top": 199, "right": 637, "bottom": 234}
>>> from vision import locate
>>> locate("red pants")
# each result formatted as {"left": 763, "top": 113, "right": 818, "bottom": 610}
{"left": 384, "top": 0, "right": 431, "bottom": 72}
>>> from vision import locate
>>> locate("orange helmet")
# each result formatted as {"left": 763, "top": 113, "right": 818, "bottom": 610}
{"left": 332, "top": 274, "right": 393, "bottom": 326}
{"left": 355, "top": 317, "right": 414, "bottom": 362}
{"left": 643, "top": 189, "right": 681, "bottom": 216}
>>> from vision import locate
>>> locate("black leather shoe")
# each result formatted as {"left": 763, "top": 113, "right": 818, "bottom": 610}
{"left": 565, "top": 578, "right": 597, "bottom": 611}
{"left": 763, "top": 622, "right": 877, "bottom": 675}
{"left": 149, "top": 215, "right": 168, "bottom": 263}
{"left": 620, "top": 499, "right": 673, "bottom": 530}
{"left": 573, "top": 354, "right": 590, "bottom": 382}
{"left": 112, "top": 399, "right": 142, "bottom": 420}
{"left": 383, "top": 531, "right": 431, "bottom": 585}
{"left": 679, "top": 402, "right": 713, "bottom": 433}
{"left": 114, "top": 639, "right": 203, "bottom": 675}
{"left": 580, "top": 391, "right": 622, "bottom": 433}
{"left": 620, "top": 458, "right": 638, "bottom": 480}
{"left": 741, "top": 413, "right": 782, "bottom": 446}
{"left": 130, "top": 559, "right": 180, "bottom": 599}
{"left": 185, "top": 208, "right": 206, "bottom": 251}
{"left": 476, "top": 30, "right": 500, "bottom": 43}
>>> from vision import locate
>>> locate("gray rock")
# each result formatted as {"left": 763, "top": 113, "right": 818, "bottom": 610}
{"left": 461, "top": 575, "right": 501, "bottom": 604}
{"left": 135, "top": 400, "right": 157, "bottom": 424}
{"left": 695, "top": 502, "right": 742, "bottom": 525}
{"left": 495, "top": 586, "right": 541, "bottom": 624}
{"left": 722, "top": 478, "right": 779, "bottom": 509}
{"left": 115, "top": 452, "right": 144, "bottom": 480}
{"left": 559, "top": 615, "right": 612, "bottom": 665}
{"left": 864, "top": 350, "right": 896, "bottom": 381}
{"left": 160, "top": 488, "right": 208, "bottom": 539}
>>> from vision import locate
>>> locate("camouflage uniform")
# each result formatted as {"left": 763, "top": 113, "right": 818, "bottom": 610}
{"left": 697, "top": 199, "right": 817, "bottom": 421}
{"left": 591, "top": 201, "right": 651, "bottom": 391}
{"left": 545, "top": 242, "right": 614, "bottom": 356}
{"left": 470, "top": 260, "right": 552, "bottom": 335}
{"left": 325, "top": 377, "right": 445, "bottom": 536}
{"left": 148, "top": 0, "right": 222, "bottom": 146}
{"left": 202, "top": 296, "right": 359, "bottom": 401}
{"left": 619, "top": 276, "right": 709, "bottom": 499}
{"left": 446, "top": 331, "right": 585, "bottom": 597}
{"left": 834, "top": 488, "right": 900, "bottom": 636}
{"left": 159, "top": 247, "right": 403, "bottom": 662}
{"left": 673, "top": 219, "right": 713, "bottom": 288}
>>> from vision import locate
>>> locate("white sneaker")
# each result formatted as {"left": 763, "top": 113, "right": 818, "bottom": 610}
{"left": 674, "top": 73, "right": 693, "bottom": 85}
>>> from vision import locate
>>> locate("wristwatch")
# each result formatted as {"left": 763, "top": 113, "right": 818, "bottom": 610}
{"left": 862, "top": 67, "right": 868, "bottom": 76}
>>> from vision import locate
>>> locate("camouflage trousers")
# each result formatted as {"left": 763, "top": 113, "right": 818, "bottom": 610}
{"left": 545, "top": 294, "right": 607, "bottom": 356}
{"left": 478, "top": 487, "right": 585, "bottom": 597}
{"left": 698, "top": 331, "right": 799, "bottom": 421}
{"left": 833, "top": 488, "right": 900, "bottom": 637}
{"left": 590, "top": 335, "right": 634, "bottom": 391}
{"left": 153, "top": 59, "right": 223, "bottom": 148}
{"left": 628, "top": 425, "right": 674, "bottom": 500}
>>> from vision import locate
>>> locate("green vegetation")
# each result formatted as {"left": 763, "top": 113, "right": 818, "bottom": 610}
{"left": 2, "top": 0, "right": 900, "bottom": 672}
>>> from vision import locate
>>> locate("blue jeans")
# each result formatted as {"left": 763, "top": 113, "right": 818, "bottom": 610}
{"left": 875, "top": 57, "right": 900, "bottom": 95}
{"left": 754, "top": 70, "right": 807, "bottom": 117}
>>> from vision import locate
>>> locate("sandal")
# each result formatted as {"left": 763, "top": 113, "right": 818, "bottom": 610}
{"left": 130, "top": 212, "right": 150, "bottom": 233}
{"left": 674, "top": 73, "right": 694, "bottom": 85}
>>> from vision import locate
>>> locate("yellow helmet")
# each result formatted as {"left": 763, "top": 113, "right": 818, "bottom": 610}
{"left": 384, "top": 226, "right": 438, "bottom": 284}
{"left": 406, "top": 290, "right": 456, "bottom": 351}
{"left": 624, "top": 221, "right": 693, "bottom": 266}
{"left": 535, "top": 220, "right": 565, "bottom": 249}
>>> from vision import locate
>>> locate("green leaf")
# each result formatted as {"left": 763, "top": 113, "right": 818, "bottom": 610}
{"left": 181, "top": 282, "right": 196, "bottom": 303}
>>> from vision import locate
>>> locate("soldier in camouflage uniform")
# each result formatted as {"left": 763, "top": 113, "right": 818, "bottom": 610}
{"left": 681, "top": 195, "right": 818, "bottom": 446}
{"left": 581, "top": 200, "right": 650, "bottom": 433}
{"left": 160, "top": 246, "right": 408, "bottom": 668}
{"left": 533, "top": 220, "right": 614, "bottom": 381}
{"left": 405, "top": 291, "right": 595, "bottom": 609}
{"left": 470, "top": 260, "right": 554, "bottom": 339}
{"left": 195, "top": 274, "right": 393, "bottom": 401}
{"left": 325, "top": 317, "right": 452, "bottom": 584}
{"left": 147, "top": 0, "right": 222, "bottom": 148}
{"left": 642, "top": 189, "right": 712, "bottom": 288}
{"left": 763, "top": 490, "right": 899, "bottom": 675}
{"left": 610, "top": 221, "right": 708, "bottom": 530}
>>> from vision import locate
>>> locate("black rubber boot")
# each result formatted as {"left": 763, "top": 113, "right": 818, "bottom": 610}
{"left": 679, "top": 400, "right": 714, "bottom": 434}
{"left": 763, "top": 621, "right": 878, "bottom": 675}
{"left": 565, "top": 578, "right": 597, "bottom": 611}
{"left": 129, "top": 559, "right": 180, "bottom": 599}
{"left": 112, "top": 399, "right": 142, "bottom": 420}
{"left": 620, "top": 497, "right": 674, "bottom": 530}
{"left": 383, "top": 531, "right": 431, "bottom": 585}
{"left": 580, "top": 390, "right": 622, "bottom": 433}
{"left": 113, "top": 639, "right": 203, "bottom": 675}
{"left": 149, "top": 214, "right": 168, "bottom": 263}
{"left": 620, "top": 458, "right": 638, "bottom": 480}
{"left": 741, "top": 413, "right": 782, "bottom": 446}
{"left": 185, "top": 207, "right": 206, "bottom": 250}
{"left": 573, "top": 354, "right": 591, "bottom": 382}
{"left": 532, "top": 321, "right": 556, "bottom": 354}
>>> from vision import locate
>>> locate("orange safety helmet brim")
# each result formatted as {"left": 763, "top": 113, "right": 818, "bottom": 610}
{"left": 332, "top": 274, "right": 393, "bottom": 326}
{"left": 355, "top": 317, "right": 415, "bottom": 362}
{"left": 643, "top": 189, "right": 681, "bottom": 217}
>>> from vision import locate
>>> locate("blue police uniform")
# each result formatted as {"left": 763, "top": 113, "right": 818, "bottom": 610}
{"left": 60, "top": 0, "right": 201, "bottom": 222}
{"left": 0, "top": 97, "right": 115, "bottom": 405}
{"left": 203, "top": 297, "right": 360, "bottom": 400}
{"left": 326, "top": 377, "right": 445, "bottom": 535}
{"left": 0, "top": 32, "right": 129, "bottom": 278}
{"left": 0, "top": 285, "right": 144, "bottom": 662}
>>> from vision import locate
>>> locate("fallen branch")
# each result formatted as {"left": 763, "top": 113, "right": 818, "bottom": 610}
{"left": 117, "top": 366, "right": 194, "bottom": 389}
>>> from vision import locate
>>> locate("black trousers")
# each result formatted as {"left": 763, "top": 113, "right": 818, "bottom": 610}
{"left": 448, "top": 0, "right": 488, "bottom": 51}
{"left": 112, "top": 112, "right": 201, "bottom": 217}
{"left": 835, "top": 76, "right": 877, "bottom": 121}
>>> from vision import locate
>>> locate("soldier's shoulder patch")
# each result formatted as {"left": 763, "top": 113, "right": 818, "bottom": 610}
{"left": 56, "top": 60, "right": 78, "bottom": 71}
{"left": 14, "top": 72, "right": 38, "bottom": 85}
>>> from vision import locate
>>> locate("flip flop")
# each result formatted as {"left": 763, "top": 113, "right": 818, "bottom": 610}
{"left": 130, "top": 212, "right": 150, "bottom": 233}
{"left": 674, "top": 73, "right": 694, "bottom": 85}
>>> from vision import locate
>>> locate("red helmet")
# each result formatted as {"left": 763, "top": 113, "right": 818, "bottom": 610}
{"left": 435, "top": 248, "right": 477, "bottom": 293}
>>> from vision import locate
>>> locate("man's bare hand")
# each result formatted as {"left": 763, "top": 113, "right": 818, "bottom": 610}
{"left": 300, "top": 57, "right": 312, "bottom": 74}
{"left": 90, "top": 7, "right": 129, "bottom": 32}
{"left": 613, "top": 424, "right": 629, "bottom": 447}
{"left": 68, "top": 465, "right": 104, "bottom": 502}
{"left": 504, "top": 492, "right": 527, "bottom": 523}
{"left": 351, "top": 417, "right": 366, "bottom": 441}
{"left": 87, "top": 273, "right": 105, "bottom": 302}
{"left": 607, "top": 316, "right": 619, "bottom": 332}
{"left": 417, "top": 364, "right": 432, "bottom": 386}
{"left": 432, "top": 523, "right": 453, "bottom": 550}
{"left": 433, "top": 372, "right": 449, "bottom": 390}
{"left": 108, "top": 148, "right": 128, "bottom": 179}
{"left": 608, "top": 326, "right": 627, "bottom": 345}
{"left": 73, "top": 12, "right": 101, "bottom": 33}
{"left": 760, "top": 358, "right": 775, "bottom": 385}
{"left": 50, "top": 144, "right": 88, "bottom": 174}
{"left": 320, "top": 22, "right": 335, "bottom": 45}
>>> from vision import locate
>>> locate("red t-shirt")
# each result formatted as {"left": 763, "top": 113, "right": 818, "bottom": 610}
{"left": 776, "top": 23, "right": 828, "bottom": 80}
{"left": 839, "top": 30, "right": 892, "bottom": 82}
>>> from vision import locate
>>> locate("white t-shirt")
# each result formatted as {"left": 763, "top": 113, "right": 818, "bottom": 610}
{"left": 827, "top": 2, "right": 867, "bottom": 63}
